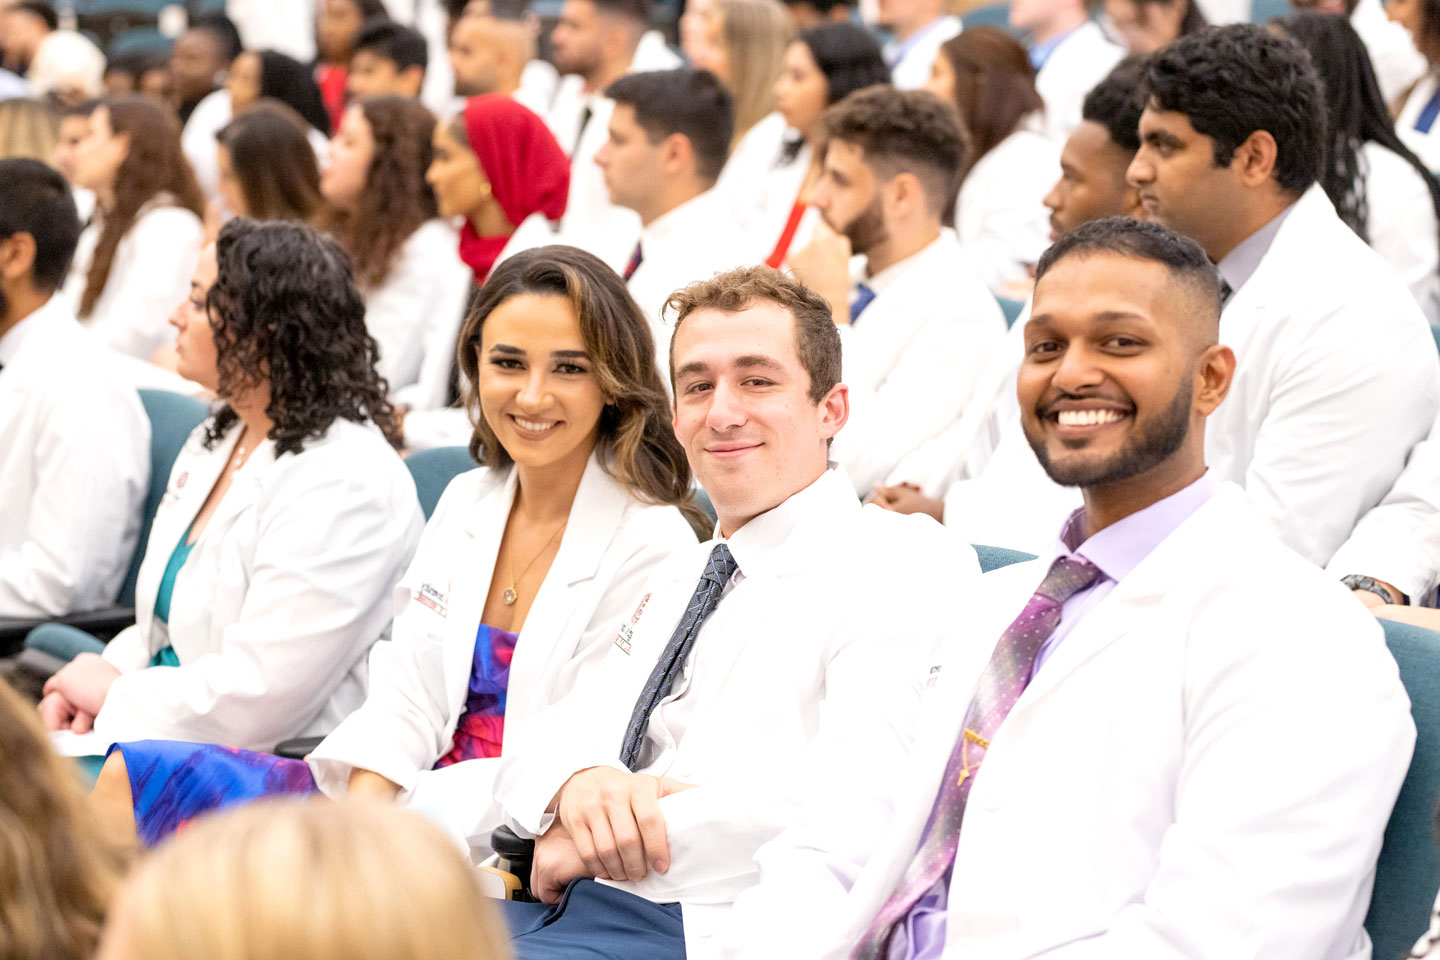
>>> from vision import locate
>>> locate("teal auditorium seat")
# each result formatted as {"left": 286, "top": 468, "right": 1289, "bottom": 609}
{"left": 997, "top": 296, "right": 1026, "bottom": 329}
{"left": 1367, "top": 619, "right": 1440, "bottom": 960}
{"left": 404, "top": 446, "right": 476, "bottom": 521}
{"left": 1248, "top": 0, "right": 1292, "bottom": 21}
{"left": 961, "top": 2, "right": 1014, "bottom": 31}
{"left": 0, "top": 389, "right": 206, "bottom": 654}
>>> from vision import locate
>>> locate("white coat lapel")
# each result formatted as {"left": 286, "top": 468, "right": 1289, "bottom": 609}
{"left": 194, "top": 436, "right": 275, "bottom": 545}
{"left": 507, "top": 455, "right": 631, "bottom": 723}
{"left": 441, "top": 466, "right": 518, "bottom": 716}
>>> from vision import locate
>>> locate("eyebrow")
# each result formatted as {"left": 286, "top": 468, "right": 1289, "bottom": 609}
{"left": 1142, "top": 129, "right": 1184, "bottom": 148}
{"left": 673, "top": 354, "right": 785, "bottom": 380}
{"left": 1028, "top": 309, "right": 1154, "bottom": 328}
{"left": 488, "top": 343, "right": 590, "bottom": 359}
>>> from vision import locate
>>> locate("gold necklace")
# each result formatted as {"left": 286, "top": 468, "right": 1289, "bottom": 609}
{"left": 503, "top": 520, "right": 567, "bottom": 605}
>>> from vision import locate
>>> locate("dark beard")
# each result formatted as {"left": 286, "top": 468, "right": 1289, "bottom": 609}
{"left": 841, "top": 194, "right": 888, "bottom": 255}
{"left": 1025, "top": 377, "right": 1192, "bottom": 487}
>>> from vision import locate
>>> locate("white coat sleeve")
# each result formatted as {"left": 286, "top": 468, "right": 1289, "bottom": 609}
{"left": 364, "top": 228, "right": 471, "bottom": 398}
{"left": 835, "top": 299, "right": 1004, "bottom": 496}
{"left": 305, "top": 483, "right": 469, "bottom": 797}
{"left": 1238, "top": 308, "right": 1439, "bottom": 567}
{"left": 1027, "top": 601, "right": 1414, "bottom": 960}
{"left": 94, "top": 461, "right": 422, "bottom": 749}
{"left": 92, "top": 208, "right": 204, "bottom": 361}
{"left": 1326, "top": 422, "right": 1440, "bottom": 601}
{"left": 0, "top": 381, "right": 148, "bottom": 616}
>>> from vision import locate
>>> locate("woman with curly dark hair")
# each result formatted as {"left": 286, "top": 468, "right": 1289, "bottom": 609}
{"left": 318, "top": 96, "right": 473, "bottom": 405}
{"left": 61, "top": 96, "right": 206, "bottom": 360}
{"left": 38, "top": 219, "right": 425, "bottom": 769}
{"left": 85, "top": 245, "right": 699, "bottom": 854}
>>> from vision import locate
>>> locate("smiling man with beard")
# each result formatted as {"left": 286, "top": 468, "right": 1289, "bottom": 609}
{"left": 719, "top": 216, "right": 1414, "bottom": 960}
{"left": 788, "top": 85, "right": 1006, "bottom": 498}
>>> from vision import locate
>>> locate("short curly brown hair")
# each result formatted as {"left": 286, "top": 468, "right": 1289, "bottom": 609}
{"left": 664, "top": 265, "right": 841, "bottom": 404}
{"left": 822, "top": 85, "right": 969, "bottom": 219}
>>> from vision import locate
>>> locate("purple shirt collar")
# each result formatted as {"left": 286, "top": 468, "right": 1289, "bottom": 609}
{"left": 1055, "top": 470, "right": 1217, "bottom": 584}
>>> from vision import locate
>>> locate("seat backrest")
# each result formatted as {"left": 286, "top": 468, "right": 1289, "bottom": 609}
{"left": 1366, "top": 619, "right": 1440, "bottom": 960}
{"left": 405, "top": 446, "right": 477, "bottom": 521}
{"left": 119, "top": 390, "right": 208, "bottom": 607}
{"left": 972, "top": 544, "right": 1036, "bottom": 573}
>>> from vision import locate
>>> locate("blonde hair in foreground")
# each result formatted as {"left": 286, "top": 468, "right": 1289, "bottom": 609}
{"left": 0, "top": 676, "right": 122, "bottom": 960}
{"left": 100, "top": 799, "right": 512, "bottom": 960}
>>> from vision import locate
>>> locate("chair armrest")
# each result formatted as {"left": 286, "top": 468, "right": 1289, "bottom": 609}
{"left": 0, "top": 617, "right": 46, "bottom": 656}
{"left": 476, "top": 865, "right": 523, "bottom": 900}
{"left": 2, "top": 648, "right": 68, "bottom": 701}
{"left": 0, "top": 605, "right": 136, "bottom": 656}
{"left": 273, "top": 735, "right": 326, "bottom": 760}
{"left": 491, "top": 824, "right": 536, "bottom": 899}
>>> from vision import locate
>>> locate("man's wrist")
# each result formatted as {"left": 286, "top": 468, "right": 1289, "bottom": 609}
{"left": 1341, "top": 574, "right": 1407, "bottom": 605}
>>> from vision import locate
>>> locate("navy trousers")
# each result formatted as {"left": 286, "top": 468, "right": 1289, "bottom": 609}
{"left": 496, "top": 879, "right": 687, "bottom": 960}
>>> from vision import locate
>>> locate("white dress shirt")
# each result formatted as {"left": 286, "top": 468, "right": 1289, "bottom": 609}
{"left": 492, "top": 465, "right": 981, "bottom": 960}
{"left": 626, "top": 187, "right": 753, "bottom": 381}
{"left": 833, "top": 228, "right": 1007, "bottom": 496}
{"left": 1034, "top": 22, "right": 1124, "bottom": 143}
{"left": 62, "top": 200, "right": 204, "bottom": 361}
{"left": 884, "top": 15, "right": 962, "bottom": 91}
{"left": 0, "top": 295, "right": 149, "bottom": 617}
{"left": 954, "top": 119, "right": 1059, "bottom": 298}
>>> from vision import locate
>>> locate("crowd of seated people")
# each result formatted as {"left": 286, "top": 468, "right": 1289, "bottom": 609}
{"left": 5, "top": 0, "right": 1440, "bottom": 957}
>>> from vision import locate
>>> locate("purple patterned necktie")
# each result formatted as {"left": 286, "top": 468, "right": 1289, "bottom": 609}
{"left": 852, "top": 555, "right": 1102, "bottom": 960}
{"left": 623, "top": 241, "right": 644, "bottom": 282}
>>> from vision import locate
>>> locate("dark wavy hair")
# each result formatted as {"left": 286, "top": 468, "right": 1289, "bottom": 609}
{"left": 457, "top": 245, "right": 701, "bottom": 526}
{"left": 318, "top": 96, "right": 438, "bottom": 289}
{"left": 1277, "top": 11, "right": 1440, "bottom": 267}
{"left": 79, "top": 96, "right": 205, "bottom": 319}
{"left": 936, "top": 27, "right": 1045, "bottom": 182}
{"left": 257, "top": 50, "right": 333, "bottom": 135}
{"left": 1142, "top": 24, "right": 1325, "bottom": 196}
{"left": 216, "top": 99, "right": 323, "bottom": 222}
{"left": 203, "top": 219, "right": 399, "bottom": 455}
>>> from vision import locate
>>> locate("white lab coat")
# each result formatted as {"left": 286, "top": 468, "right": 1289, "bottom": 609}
{"left": 365, "top": 219, "right": 475, "bottom": 401}
{"left": 95, "top": 417, "right": 425, "bottom": 751}
{"left": 307, "top": 453, "right": 697, "bottom": 855}
{"left": 732, "top": 139, "right": 814, "bottom": 263}
{"left": 226, "top": 0, "right": 317, "bottom": 62}
{"left": 182, "top": 88, "right": 232, "bottom": 202}
{"left": 0, "top": 295, "right": 149, "bottom": 617}
{"left": 833, "top": 229, "right": 1007, "bottom": 496}
{"left": 1397, "top": 70, "right": 1440, "bottom": 174}
{"left": 492, "top": 467, "right": 981, "bottom": 960}
{"left": 715, "top": 112, "right": 793, "bottom": 234}
{"left": 626, "top": 188, "right": 754, "bottom": 381}
{"left": 63, "top": 200, "right": 204, "bottom": 361}
{"left": 885, "top": 16, "right": 962, "bottom": 91}
{"left": 1328, "top": 413, "right": 1440, "bottom": 603}
{"left": 1352, "top": 0, "right": 1426, "bottom": 103}
{"left": 1034, "top": 22, "right": 1124, "bottom": 143}
{"left": 723, "top": 483, "right": 1415, "bottom": 960}
{"left": 954, "top": 121, "right": 1059, "bottom": 298}
{"left": 1363, "top": 141, "right": 1440, "bottom": 324}
{"left": 936, "top": 187, "right": 1440, "bottom": 565}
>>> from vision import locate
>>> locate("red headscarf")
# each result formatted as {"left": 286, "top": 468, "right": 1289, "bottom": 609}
{"left": 458, "top": 95, "right": 570, "bottom": 283}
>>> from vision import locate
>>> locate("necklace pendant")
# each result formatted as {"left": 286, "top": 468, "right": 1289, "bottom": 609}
{"left": 502, "top": 587, "right": 517, "bottom": 606}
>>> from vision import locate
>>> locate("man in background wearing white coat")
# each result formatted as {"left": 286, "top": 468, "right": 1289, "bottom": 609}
{"left": 488, "top": 266, "right": 978, "bottom": 960}
{"left": 597, "top": 68, "right": 749, "bottom": 380}
{"left": 721, "top": 217, "right": 1414, "bottom": 960}
{"left": 877, "top": 0, "right": 960, "bottom": 90}
{"left": 790, "top": 85, "right": 1006, "bottom": 498}
{"left": 1009, "top": 0, "right": 1123, "bottom": 141}
{"left": 0, "top": 158, "right": 149, "bottom": 618}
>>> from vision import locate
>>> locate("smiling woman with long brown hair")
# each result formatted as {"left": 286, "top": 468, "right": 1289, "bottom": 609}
{"left": 62, "top": 95, "right": 205, "bottom": 361}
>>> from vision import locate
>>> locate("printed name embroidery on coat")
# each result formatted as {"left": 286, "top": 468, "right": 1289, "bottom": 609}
{"left": 614, "top": 592, "right": 652, "bottom": 654}
{"left": 418, "top": 582, "right": 449, "bottom": 618}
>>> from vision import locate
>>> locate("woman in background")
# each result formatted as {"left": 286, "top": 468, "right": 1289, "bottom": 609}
{"left": 761, "top": 23, "right": 890, "bottom": 267}
{"left": 926, "top": 27, "right": 1059, "bottom": 298}
{"left": 228, "top": 48, "right": 334, "bottom": 139}
{"left": 1279, "top": 11, "right": 1440, "bottom": 322}
{"left": 95, "top": 801, "right": 511, "bottom": 960}
{"left": 0, "top": 97, "right": 58, "bottom": 162}
{"left": 319, "top": 96, "right": 473, "bottom": 408}
{"left": 215, "top": 100, "right": 324, "bottom": 223}
{"left": 63, "top": 96, "right": 205, "bottom": 361}
{"left": 696, "top": 0, "right": 795, "bottom": 222}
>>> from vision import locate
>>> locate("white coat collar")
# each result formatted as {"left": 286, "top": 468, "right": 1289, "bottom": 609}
{"left": 852, "top": 228, "right": 958, "bottom": 293}
{"left": 640, "top": 187, "right": 727, "bottom": 248}
{"left": 714, "top": 464, "right": 858, "bottom": 580}
{"left": 1220, "top": 184, "right": 1338, "bottom": 316}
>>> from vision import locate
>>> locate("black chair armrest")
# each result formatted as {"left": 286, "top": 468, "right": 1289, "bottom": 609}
{"left": 0, "top": 605, "right": 137, "bottom": 656}
{"left": 491, "top": 824, "right": 537, "bottom": 898}
{"left": 2, "top": 648, "right": 68, "bottom": 700}
{"left": 273, "top": 735, "right": 326, "bottom": 760}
